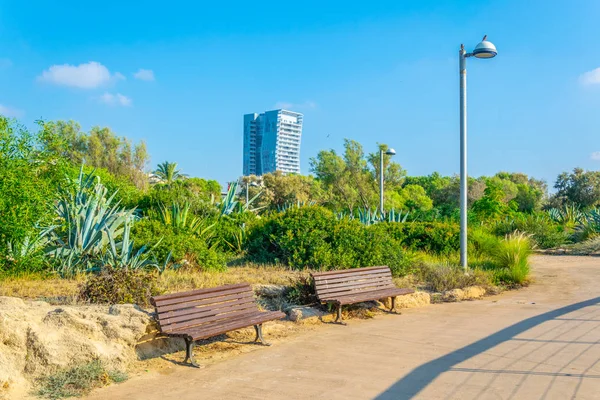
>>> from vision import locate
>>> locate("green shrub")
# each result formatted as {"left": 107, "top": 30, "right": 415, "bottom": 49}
{"left": 369, "top": 221, "right": 460, "bottom": 255}
{"left": 79, "top": 267, "right": 160, "bottom": 306}
{"left": 132, "top": 219, "right": 226, "bottom": 271}
{"left": 36, "top": 359, "right": 127, "bottom": 399}
{"left": 491, "top": 232, "right": 532, "bottom": 285}
{"left": 245, "top": 206, "right": 415, "bottom": 276}
{"left": 492, "top": 214, "right": 567, "bottom": 249}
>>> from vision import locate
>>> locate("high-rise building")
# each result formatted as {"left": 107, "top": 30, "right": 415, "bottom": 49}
{"left": 243, "top": 109, "right": 303, "bottom": 176}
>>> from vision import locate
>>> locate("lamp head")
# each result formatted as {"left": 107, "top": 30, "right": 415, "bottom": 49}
{"left": 385, "top": 148, "right": 396, "bottom": 156}
{"left": 472, "top": 36, "right": 497, "bottom": 59}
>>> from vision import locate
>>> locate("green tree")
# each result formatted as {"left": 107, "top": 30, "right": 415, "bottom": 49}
{"left": 40, "top": 121, "right": 149, "bottom": 189}
{"left": 310, "top": 140, "right": 405, "bottom": 211}
{"left": 154, "top": 161, "right": 187, "bottom": 185}
{"left": 552, "top": 168, "right": 600, "bottom": 209}
{"left": 471, "top": 180, "right": 511, "bottom": 221}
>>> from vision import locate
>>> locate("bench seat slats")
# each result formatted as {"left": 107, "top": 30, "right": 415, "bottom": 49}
{"left": 160, "top": 302, "right": 259, "bottom": 331}
{"left": 311, "top": 266, "right": 415, "bottom": 311}
{"left": 315, "top": 276, "right": 394, "bottom": 292}
{"left": 312, "top": 268, "right": 391, "bottom": 281}
{"left": 157, "top": 293, "right": 256, "bottom": 320}
{"left": 180, "top": 311, "right": 285, "bottom": 341}
{"left": 312, "top": 266, "right": 389, "bottom": 277}
{"left": 150, "top": 284, "right": 284, "bottom": 338}
{"left": 156, "top": 291, "right": 256, "bottom": 314}
{"left": 153, "top": 284, "right": 251, "bottom": 307}
{"left": 320, "top": 288, "right": 415, "bottom": 304}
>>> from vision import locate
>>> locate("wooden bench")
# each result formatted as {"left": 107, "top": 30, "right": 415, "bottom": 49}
{"left": 312, "top": 266, "right": 414, "bottom": 324}
{"left": 150, "top": 283, "right": 285, "bottom": 367}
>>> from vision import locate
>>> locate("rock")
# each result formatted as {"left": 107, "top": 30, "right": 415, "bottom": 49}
{"left": 254, "top": 284, "right": 288, "bottom": 299}
{"left": 381, "top": 292, "right": 431, "bottom": 309}
{"left": 442, "top": 289, "right": 465, "bottom": 302}
{"left": 286, "top": 306, "right": 327, "bottom": 322}
{"left": 462, "top": 286, "right": 486, "bottom": 300}
{"left": 442, "top": 286, "right": 487, "bottom": 302}
{"left": 0, "top": 297, "right": 153, "bottom": 399}
{"left": 430, "top": 293, "right": 444, "bottom": 303}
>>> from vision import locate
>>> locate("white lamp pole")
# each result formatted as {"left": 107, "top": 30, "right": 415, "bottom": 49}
{"left": 379, "top": 147, "right": 396, "bottom": 214}
{"left": 459, "top": 35, "right": 498, "bottom": 269}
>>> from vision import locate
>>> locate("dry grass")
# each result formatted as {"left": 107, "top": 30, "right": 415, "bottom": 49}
{"left": 0, "top": 264, "right": 305, "bottom": 301}
{"left": 0, "top": 274, "right": 83, "bottom": 301}
{"left": 157, "top": 264, "right": 304, "bottom": 294}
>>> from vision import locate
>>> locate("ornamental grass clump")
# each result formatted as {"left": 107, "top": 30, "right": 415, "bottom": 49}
{"left": 492, "top": 231, "right": 533, "bottom": 286}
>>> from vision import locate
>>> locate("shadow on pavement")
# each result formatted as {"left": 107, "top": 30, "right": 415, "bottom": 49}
{"left": 375, "top": 296, "right": 600, "bottom": 399}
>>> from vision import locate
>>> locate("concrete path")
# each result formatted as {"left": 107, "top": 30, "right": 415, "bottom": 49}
{"left": 88, "top": 256, "right": 600, "bottom": 400}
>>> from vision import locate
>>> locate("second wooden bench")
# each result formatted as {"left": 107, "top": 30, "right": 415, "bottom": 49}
{"left": 312, "top": 266, "right": 414, "bottom": 324}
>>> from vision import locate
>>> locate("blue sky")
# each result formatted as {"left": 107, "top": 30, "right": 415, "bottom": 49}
{"left": 1, "top": 0, "right": 599, "bottom": 187}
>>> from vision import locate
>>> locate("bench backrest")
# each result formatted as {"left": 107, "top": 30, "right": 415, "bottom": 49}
{"left": 311, "top": 266, "right": 395, "bottom": 300}
{"left": 150, "top": 283, "right": 259, "bottom": 333}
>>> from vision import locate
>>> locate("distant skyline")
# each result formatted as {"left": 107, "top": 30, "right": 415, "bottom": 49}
{"left": 1, "top": 0, "right": 600, "bottom": 187}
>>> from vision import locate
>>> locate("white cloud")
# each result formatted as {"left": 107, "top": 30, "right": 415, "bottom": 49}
{"left": 133, "top": 69, "right": 155, "bottom": 81}
{"left": 273, "top": 100, "right": 317, "bottom": 110}
{"left": 0, "top": 104, "right": 24, "bottom": 118}
{"left": 580, "top": 68, "right": 600, "bottom": 86}
{"left": 98, "top": 92, "right": 132, "bottom": 107}
{"left": 38, "top": 61, "right": 122, "bottom": 89}
{"left": 591, "top": 152, "right": 600, "bottom": 161}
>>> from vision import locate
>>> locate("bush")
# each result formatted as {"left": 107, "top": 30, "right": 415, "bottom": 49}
{"left": 370, "top": 222, "right": 460, "bottom": 255}
{"left": 491, "top": 232, "right": 532, "bottom": 285}
{"left": 132, "top": 219, "right": 227, "bottom": 271}
{"left": 468, "top": 229, "right": 532, "bottom": 285}
{"left": 492, "top": 214, "right": 567, "bottom": 249}
{"left": 79, "top": 267, "right": 160, "bottom": 306}
{"left": 245, "top": 206, "right": 416, "bottom": 276}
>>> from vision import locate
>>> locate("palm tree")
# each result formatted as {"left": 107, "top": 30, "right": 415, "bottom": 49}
{"left": 154, "top": 161, "right": 187, "bottom": 185}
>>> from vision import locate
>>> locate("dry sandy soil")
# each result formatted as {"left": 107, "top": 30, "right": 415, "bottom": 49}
{"left": 85, "top": 255, "right": 600, "bottom": 400}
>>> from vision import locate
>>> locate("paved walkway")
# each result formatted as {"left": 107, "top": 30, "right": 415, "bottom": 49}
{"left": 88, "top": 256, "right": 600, "bottom": 400}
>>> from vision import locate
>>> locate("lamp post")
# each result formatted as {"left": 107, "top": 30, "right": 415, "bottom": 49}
{"left": 459, "top": 35, "right": 498, "bottom": 269}
{"left": 379, "top": 147, "right": 396, "bottom": 214}
{"left": 246, "top": 181, "right": 258, "bottom": 205}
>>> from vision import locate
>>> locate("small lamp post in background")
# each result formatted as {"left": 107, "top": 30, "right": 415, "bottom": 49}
{"left": 246, "top": 181, "right": 259, "bottom": 205}
{"left": 459, "top": 35, "right": 498, "bottom": 269}
{"left": 379, "top": 147, "right": 396, "bottom": 214}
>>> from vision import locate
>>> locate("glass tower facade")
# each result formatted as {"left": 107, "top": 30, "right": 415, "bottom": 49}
{"left": 243, "top": 109, "right": 303, "bottom": 176}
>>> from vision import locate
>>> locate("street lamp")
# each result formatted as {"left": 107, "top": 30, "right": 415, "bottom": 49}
{"left": 459, "top": 35, "right": 497, "bottom": 269}
{"left": 246, "top": 181, "right": 259, "bottom": 205}
{"left": 379, "top": 147, "right": 396, "bottom": 214}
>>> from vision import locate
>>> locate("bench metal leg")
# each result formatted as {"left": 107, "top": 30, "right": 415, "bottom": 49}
{"left": 390, "top": 296, "right": 396, "bottom": 312}
{"left": 334, "top": 303, "right": 347, "bottom": 325}
{"left": 254, "top": 324, "right": 271, "bottom": 346}
{"left": 183, "top": 337, "right": 200, "bottom": 368}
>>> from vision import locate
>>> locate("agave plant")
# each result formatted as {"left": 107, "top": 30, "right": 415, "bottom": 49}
{"left": 386, "top": 209, "right": 409, "bottom": 223}
{"left": 154, "top": 201, "right": 215, "bottom": 239}
{"left": 46, "top": 168, "right": 137, "bottom": 276}
{"left": 573, "top": 209, "right": 600, "bottom": 242}
{"left": 340, "top": 207, "right": 409, "bottom": 226}
{"left": 102, "top": 219, "right": 160, "bottom": 271}
{"left": 219, "top": 182, "right": 239, "bottom": 216}
{"left": 5, "top": 226, "right": 54, "bottom": 264}
{"left": 548, "top": 204, "right": 584, "bottom": 225}
{"left": 276, "top": 200, "right": 317, "bottom": 213}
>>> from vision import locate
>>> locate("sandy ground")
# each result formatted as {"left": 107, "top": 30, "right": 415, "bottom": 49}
{"left": 87, "top": 255, "right": 600, "bottom": 400}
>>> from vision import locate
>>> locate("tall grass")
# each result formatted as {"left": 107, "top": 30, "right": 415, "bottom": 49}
{"left": 468, "top": 229, "right": 533, "bottom": 286}
{"left": 491, "top": 232, "right": 533, "bottom": 285}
